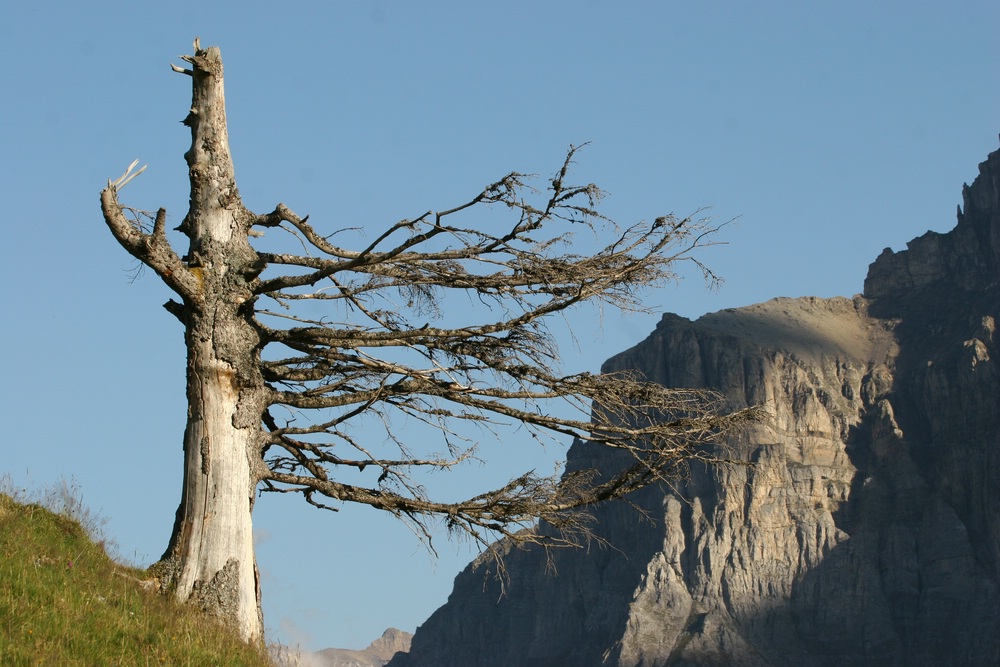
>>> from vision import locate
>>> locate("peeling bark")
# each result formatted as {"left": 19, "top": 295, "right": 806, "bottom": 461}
{"left": 104, "top": 40, "right": 268, "bottom": 643}
{"left": 160, "top": 42, "right": 267, "bottom": 642}
{"left": 157, "top": 319, "right": 265, "bottom": 640}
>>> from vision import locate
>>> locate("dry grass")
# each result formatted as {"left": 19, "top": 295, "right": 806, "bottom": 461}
{"left": 0, "top": 488, "right": 274, "bottom": 666}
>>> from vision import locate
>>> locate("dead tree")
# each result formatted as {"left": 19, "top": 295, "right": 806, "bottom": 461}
{"left": 99, "top": 39, "right": 756, "bottom": 642}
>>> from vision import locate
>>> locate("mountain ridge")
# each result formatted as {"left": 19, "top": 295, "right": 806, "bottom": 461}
{"left": 388, "top": 142, "right": 1000, "bottom": 666}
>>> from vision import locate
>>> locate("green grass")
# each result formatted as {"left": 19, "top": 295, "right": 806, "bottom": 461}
{"left": 0, "top": 491, "right": 274, "bottom": 666}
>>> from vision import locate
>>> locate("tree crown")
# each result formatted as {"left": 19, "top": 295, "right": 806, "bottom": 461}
{"left": 100, "top": 40, "right": 760, "bottom": 564}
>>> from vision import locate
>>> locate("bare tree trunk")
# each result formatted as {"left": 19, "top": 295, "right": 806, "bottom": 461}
{"left": 156, "top": 312, "right": 265, "bottom": 642}
{"left": 101, "top": 39, "right": 754, "bottom": 646}
{"left": 149, "top": 42, "right": 267, "bottom": 643}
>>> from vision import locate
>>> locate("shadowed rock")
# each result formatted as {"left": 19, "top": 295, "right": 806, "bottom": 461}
{"left": 390, "top": 144, "right": 1000, "bottom": 666}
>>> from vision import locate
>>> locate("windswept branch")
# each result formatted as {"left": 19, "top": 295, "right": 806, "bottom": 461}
{"left": 260, "top": 393, "right": 759, "bottom": 553}
{"left": 245, "top": 146, "right": 754, "bottom": 558}
{"left": 99, "top": 173, "right": 201, "bottom": 301}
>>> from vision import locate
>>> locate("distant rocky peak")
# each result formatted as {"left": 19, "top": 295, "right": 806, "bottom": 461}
{"left": 277, "top": 628, "right": 413, "bottom": 667}
{"left": 365, "top": 628, "right": 413, "bottom": 661}
{"left": 865, "top": 141, "right": 1000, "bottom": 298}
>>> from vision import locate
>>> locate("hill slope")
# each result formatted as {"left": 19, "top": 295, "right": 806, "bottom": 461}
{"left": 0, "top": 492, "right": 274, "bottom": 666}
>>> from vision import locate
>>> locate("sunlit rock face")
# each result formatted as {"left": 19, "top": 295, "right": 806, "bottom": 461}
{"left": 390, "top": 144, "right": 1000, "bottom": 667}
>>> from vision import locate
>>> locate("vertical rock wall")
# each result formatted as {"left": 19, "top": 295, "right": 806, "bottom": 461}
{"left": 391, "top": 145, "right": 1000, "bottom": 666}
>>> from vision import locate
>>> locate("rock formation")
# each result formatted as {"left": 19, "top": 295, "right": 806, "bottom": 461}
{"left": 389, "top": 143, "right": 1000, "bottom": 666}
{"left": 275, "top": 628, "right": 412, "bottom": 667}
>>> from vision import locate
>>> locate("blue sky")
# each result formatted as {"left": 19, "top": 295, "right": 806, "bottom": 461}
{"left": 1, "top": 0, "right": 997, "bottom": 653}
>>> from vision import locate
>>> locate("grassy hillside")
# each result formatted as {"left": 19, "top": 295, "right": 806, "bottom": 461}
{"left": 0, "top": 491, "right": 274, "bottom": 666}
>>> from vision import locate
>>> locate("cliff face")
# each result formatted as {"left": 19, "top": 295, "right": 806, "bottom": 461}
{"left": 390, "top": 144, "right": 1000, "bottom": 667}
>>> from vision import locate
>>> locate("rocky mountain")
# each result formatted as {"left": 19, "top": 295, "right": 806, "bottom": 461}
{"left": 274, "top": 628, "right": 412, "bottom": 667}
{"left": 388, "top": 142, "right": 1000, "bottom": 667}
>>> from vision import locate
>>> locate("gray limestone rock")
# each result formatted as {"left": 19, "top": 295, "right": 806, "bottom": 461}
{"left": 389, "top": 144, "right": 1000, "bottom": 666}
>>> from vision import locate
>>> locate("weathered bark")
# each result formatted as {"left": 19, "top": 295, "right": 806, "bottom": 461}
{"left": 157, "top": 310, "right": 266, "bottom": 643}
{"left": 161, "top": 41, "right": 267, "bottom": 643}
{"left": 103, "top": 40, "right": 268, "bottom": 642}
